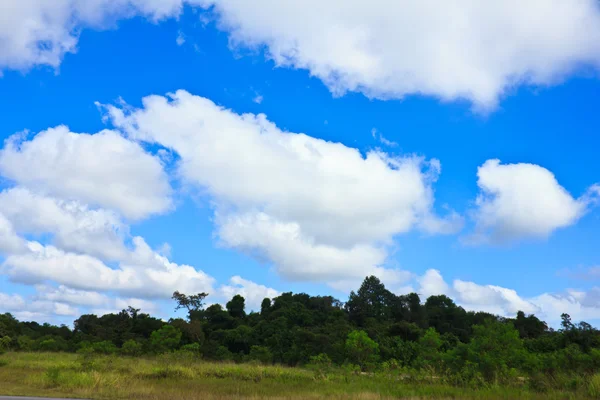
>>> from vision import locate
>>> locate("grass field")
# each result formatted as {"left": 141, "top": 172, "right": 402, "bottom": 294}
{"left": 0, "top": 352, "right": 594, "bottom": 399}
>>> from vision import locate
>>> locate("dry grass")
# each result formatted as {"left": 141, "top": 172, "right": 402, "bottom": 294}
{"left": 0, "top": 352, "right": 587, "bottom": 399}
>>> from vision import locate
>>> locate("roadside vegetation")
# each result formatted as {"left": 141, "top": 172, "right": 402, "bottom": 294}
{"left": 1, "top": 276, "right": 600, "bottom": 398}
{"left": 0, "top": 351, "right": 597, "bottom": 399}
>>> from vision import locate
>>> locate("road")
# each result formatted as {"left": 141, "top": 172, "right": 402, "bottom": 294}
{"left": 0, "top": 397, "right": 87, "bottom": 400}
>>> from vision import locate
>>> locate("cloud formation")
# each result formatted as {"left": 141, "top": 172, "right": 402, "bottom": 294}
{"left": 0, "top": 126, "right": 172, "bottom": 220}
{"left": 415, "top": 269, "right": 600, "bottom": 324}
{"left": 0, "top": 188, "right": 128, "bottom": 261}
{"left": 1, "top": 238, "right": 215, "bottom": 299}
{"left": 468, "top": 159, "right": 599, "bottom": 243}
{"left": 200, "top": 0, "right": 600, "bottom": 109}
{"left": 105, "top": 90, "right": 460, "bottom": 286}
{"left": 0, "top": 0, "right": 200, "bottom": 72}
{"left": 219, "top": 276, "right": 279, "bottom": 310}
{"left": 4, "top": 1, "right": 600, "bottom": 109}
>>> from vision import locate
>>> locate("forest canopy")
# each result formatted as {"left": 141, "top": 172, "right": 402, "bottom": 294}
{"left": 1, "top": 276, "right": 599, "bottom": 386}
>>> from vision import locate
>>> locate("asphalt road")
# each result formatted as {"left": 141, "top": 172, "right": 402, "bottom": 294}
{"left": 0, "top": 397, "right": 87, "bottom": 400}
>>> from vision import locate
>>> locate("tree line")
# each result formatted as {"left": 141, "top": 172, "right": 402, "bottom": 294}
{"left": 1, "top": 276, "right": 599, "bottom": 385}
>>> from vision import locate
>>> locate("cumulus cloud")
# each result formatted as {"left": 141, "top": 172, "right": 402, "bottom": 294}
{"left": 104, "top": 90, "right": 460, "bottom": 285}
{"left": 0, "top": 0, "right": 202, "bottom": 72}
{"left": 2, "top": 238, "right": 215, "bottom": 299}
{"left": 414, "top": 269, "right": 600, "bottom": 324}
{"left": 0, "top": 188, "right": 128, "bottom": 261}
{"left": 0, "top": 213, "right": 27, "bottom": 254}
{"left": 219, "top": 276, "right": 279, "bottom": 310}
{"left": 199, "top": 0, "right": 600, "bottom": 109}
{"left": 5, "top": 1, "right": 600, "bottom": 108}
{"left": 35, "top": 284, "right": 158, "bottom": 314}
{"left": 467, "top": 159, "right": 599, "bottom": 243}
{"left": 0, "top": 126, "right": 172, "bottom": 220}
{"left": 0, "top": 291, "right": 79, "bottom": 320}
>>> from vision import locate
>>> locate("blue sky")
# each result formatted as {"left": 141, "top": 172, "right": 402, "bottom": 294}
{"left": 0, "top": 1, "right": 600, "bottom": 326}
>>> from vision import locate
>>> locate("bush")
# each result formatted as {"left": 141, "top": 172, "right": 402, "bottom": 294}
{"left": 44, "top": 367, "right": 62, "bottom": 388}
{"left": 121, "top": 340, "right": 143, "bottom": 356}
{"left": 215, "top": 346, "right": 234, "bottom": 361}
{"left": 248, "top": 345, "right": 273, "bottom": 365}
{"left": 345, "top": 330, "right": 379, "bottom": 370}
{"left": 0, "top": 336, "right": 10, "bottom": 354}
{"left": 307, "top": 353, "right": 333, "bottom": 380}
{"left": 91, "top": 341, "right": 118, "bottom": 355}
{"left": 180, "top": 343, "right": 201, "bottom": 353}
{"left": 16, "top": 335, "right": 33, "bottom": 351}
{"left": 150, "top": 325, "right": 182, "bottom": 353}
{"left": 589, "top": 373, "right": 600, "bottom": 398}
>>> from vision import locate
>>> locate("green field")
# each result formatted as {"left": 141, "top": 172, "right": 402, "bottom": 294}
{"left": 0, "top": 352, "right": 596, "bottom": 400}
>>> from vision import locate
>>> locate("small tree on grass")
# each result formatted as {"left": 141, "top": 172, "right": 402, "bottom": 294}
{"left": 0, "top": 336, "right": 11, "bottom": 354}
{"left": 248, "top": 345, "right": 273, "bottom": 364}
{"left": 151, "top": 325, "right": 182, "bottom": 353}
{"left": 121, "top": 339, "right": 143, "bottom": 356}
{"left": 345, "top": 330, "right": 379, "bottom": 370}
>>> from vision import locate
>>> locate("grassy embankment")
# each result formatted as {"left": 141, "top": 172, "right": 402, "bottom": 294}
{"left": 0, "top": 352, "right": 597, "bottom": 399}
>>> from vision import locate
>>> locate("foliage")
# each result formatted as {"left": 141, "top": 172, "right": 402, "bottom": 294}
{"left": 248, "top": 345, "right": 273, "bottom": 364}
{"left": 0, "top": 335, "right": 11, "bottom": 354}
{"left": 345, "top": 330, "right": 379, "bottom": 370}
{"left": 121, "top": 339, "right": 143, "bottom": 356}
{"left": 1, "top": 276, "right": 600, "bottom": 395}
{"left": 150, "top": 325, "right": 182, "bottom": 353}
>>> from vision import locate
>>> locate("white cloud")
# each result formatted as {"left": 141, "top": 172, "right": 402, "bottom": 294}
{"left": 468, "top": 159, "right": 598, "bottom": 243}
{"left": 34, "top": 284, "right": 158, "bottom": 314}
{"left": 252, "top": 94, "right": 263, "bottom": 104}
{"left": 0, "top": 188, "right": 128, "bottom": 261}
{"left": 35, "top": 284, "right": 109, "bottom": 307}
{"left": 0, "top": 0, "right": 199, "bottom": 72}
{"left": 104, "top": 90, "right": 460, "bottom": 284}
{"left": 0, "top": 126, "right": 172, "bottom": 220}
{"left": 533, "top": 290, "right": 600, "bottom": 323}
{"left": 417, "top": 269, "right": 450, "bottom": 299}
{"left": 200, "top": 0, "right": 600, "bottom": 109}
{"left": 0, "top": 213, "right": 27, "bottom": 254}
{"left": 414, "top": 269, "right": 600, "bottom": 324}
{"left": 371, "top": 128, "right": 398, "bottom": 148}
{"left": 5, "top": 1, "right": 600, "bottom": 109}
{"left": 453, "top": 279, "right": 539, "bottom": 315}
{"left": 219, "top": 275, "right": 279, "bottom": 310}
{"left": 0, "top": 291, "right": 79, "bottom": 319}
{"left": 176, "top": 30, "right": 186, "bottom": 46}
{"left": 2, "top": 238, "right": 215, "bottom": 299}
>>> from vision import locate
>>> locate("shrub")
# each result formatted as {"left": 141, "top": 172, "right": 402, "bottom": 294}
{"left": 16, "top": 335, "right": 33, "bottom": 351}
{"left": 307, "top": 353, "right": 333, "bottom": 380}
{"left": 91, "top": 341, "right": 118, "bottom": 355}
{"left": 345, "top": 330, "right": 379, "bottom": 370}
{"left": 180, "top": 343, "right": 201, "bottom": 353}
{"left": 44, "top": 367, "right": 62, "bottom": 388}
{"left": 121, "top": 340, "right": 143, "bottom": 356}
{"left": 215, "top": 346, "right": 234, "bottom": 361}
{"left": 248, "top": 345, "right": 273, "bottom": 365}
{"left": 589, "top": 373, "right": 600, "bottom": 398}
{"left": 150, "top": 325, "right": 182, "bottom": 353}
{"left": 0, "top": 336, "right": 10, "bottom": 354}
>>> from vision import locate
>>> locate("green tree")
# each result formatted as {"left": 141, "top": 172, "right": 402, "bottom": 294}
{"left": 0, "top": 336, "right": 11, "bottom": 354}
{"left": 150, "top": 325, "right": 182, "bottom": 353}
{"left": 345, "top": 330, "right": 379, "bottom": 370}
{"left": 418, "top": 328, "right": 443, "bottom": 366}
{"left": 447, "top": 320, "right": 525, "bottom": 383}
{"left": 226, "top": 295, "right": 246, "bottom": 319}
{"left": 121, "top": 339, "right": 143, "bottom": 356}
{"left": 346, "top": 276, "right": 395, "bottom": 327}
{"left": 248, "top": 345, "right": 273, "bottom": 364}
{"left": 261, "top": 298, "right": 272, "bottom": 315}
{"left": 172, "top": 291, "right": 208, "bottom": 321}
